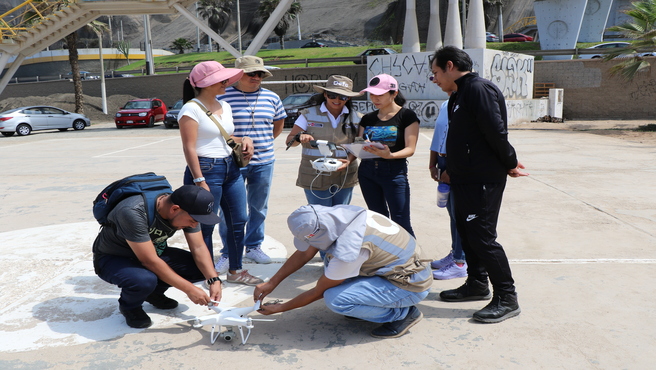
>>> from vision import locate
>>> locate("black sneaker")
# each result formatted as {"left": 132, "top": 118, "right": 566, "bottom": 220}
{"left": 439, "top": 280, "right": 492, "bottom": 302}
{"left": 370, "top": 306, "right": 423, "bottom": 339}
{"left": 473, "top": 293, "right": 521, "bottom": 323}
{"left": 119, "top": 306, "right": 152, "bottom": 328}
{"left": 145, "top": 293, "right": 179, "bottom": 310}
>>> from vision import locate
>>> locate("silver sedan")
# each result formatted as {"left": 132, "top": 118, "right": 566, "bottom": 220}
{"left": 0, "top": 106, "right": 91, "bottom": 136}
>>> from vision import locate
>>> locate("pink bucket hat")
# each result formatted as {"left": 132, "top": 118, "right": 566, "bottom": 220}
{"left": 360, "top": 74, "right": 399, "bottom": 95}
{"left": 189, "top": 61, "right": 243, "bottom": 88}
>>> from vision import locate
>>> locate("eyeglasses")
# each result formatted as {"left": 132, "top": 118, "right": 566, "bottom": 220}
{"left": 245, "top": 71, "right": 265, "bottom": 78}
{"left": 429, "top": 76, "right": 434, "bottom": 81}
{"left": 326, "top": 92, "right": 349, "bottom": 101}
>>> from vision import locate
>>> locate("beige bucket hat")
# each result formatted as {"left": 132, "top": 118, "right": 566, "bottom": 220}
{"left": 234, "top": 55, "right": 273, "bottom": 79}
{"left": 313, "top": 75, "right": 363, "bottom": 98}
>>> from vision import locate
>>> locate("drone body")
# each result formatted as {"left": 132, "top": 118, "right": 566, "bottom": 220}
{"left": 192, "top": 300, "right": 273, "bottom": 344}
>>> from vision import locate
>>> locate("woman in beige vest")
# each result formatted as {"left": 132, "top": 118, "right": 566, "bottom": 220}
{"left": 285, "top": 75, "right": 363, "bottom": 206}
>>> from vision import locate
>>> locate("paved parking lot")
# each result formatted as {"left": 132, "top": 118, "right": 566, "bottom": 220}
{"left": 0, "top": 121, "right": 655, "bottom": 368}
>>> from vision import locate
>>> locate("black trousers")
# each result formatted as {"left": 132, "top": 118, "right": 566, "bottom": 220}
{"left": 451, "top": 182, "right": 516, "bottom": 295}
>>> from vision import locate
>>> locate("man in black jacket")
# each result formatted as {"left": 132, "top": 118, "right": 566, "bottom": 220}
{"left": 429, "top": 46, "right": 528, "bottom": 323}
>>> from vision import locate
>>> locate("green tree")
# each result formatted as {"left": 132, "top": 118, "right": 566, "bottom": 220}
{"left": 170, "top": 38, "right": 194, "bottom": 54}
{"left": 197, "top": 0, "right": 234, "bottom": 34}
{"left": 257, "top": 0, "right": 302, "bottom": 50}
{"left": 116, "top": 40, "right": 131, "bottom": 65}
{"left": 604, "top": 0, "right": 656, "bottom": 81}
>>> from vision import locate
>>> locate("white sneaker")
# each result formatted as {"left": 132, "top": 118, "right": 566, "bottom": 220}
{"left": 431, "top": 252, "right": 454, "bottom": 270}
{"left": 244, "top": 248, "right": 272, "bottom": 264}
{"left": 214, "top": 255, "right": 229, "bottom": 274}
{"left": 432, "top": 262, "right": 468, "bottom": 280}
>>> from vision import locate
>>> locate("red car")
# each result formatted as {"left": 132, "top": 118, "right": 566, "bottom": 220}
{"left": 115, "top": 98, "right": 167, "bottom": 128}
{"left": 503, "top": 33, "right": 534, "bottom": 42}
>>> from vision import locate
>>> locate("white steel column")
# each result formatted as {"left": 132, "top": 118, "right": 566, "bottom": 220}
{"left": 402, "top": 0, "right": 420, "bottom": 53}
{"left": 444, "top": 0, "right": 463, "bottom": 48}
{"left": 464, "top": 0, "right": 486, "bottom": 49}
{"left": 0, "top": 54, "right": 25, "bottom": 95}
{"left": 426, "top": 0, "right": 443, "bottom": 51}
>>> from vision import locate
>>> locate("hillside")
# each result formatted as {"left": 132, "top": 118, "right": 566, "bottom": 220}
{"left": 107, "top": 0, "right": 536, "bottom": 50}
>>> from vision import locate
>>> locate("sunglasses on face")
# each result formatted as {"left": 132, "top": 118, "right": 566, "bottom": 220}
{"left": 245, "top": 71, "right": 265, "bottom": 78}
{"left": 326, "top": 92, "right": 349, "bottom": 101}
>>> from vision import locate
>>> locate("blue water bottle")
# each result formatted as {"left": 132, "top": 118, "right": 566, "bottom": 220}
{"left": 437, "top": 183, "right": 450, "bottom": 208}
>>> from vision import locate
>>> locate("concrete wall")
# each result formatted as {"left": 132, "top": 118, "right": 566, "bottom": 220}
{"left": 534, "top": 57, "right": 656, "bottom": 119}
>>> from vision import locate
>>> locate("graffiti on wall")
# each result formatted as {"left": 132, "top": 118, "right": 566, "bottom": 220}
{"left": 352, "top": 97, "right": 547, "bottom": 127}
{"left": 489, "top": 53, "right": 534, "bottom": 99}
{"left": 281, "top": 72, "right": 363, "bottom": 95}
{"left": 368, "top": 52, "right": 448, "bottom": 100}
{"left": 352, "top": 99, "right": 445, "bottom": 127}
{"left": 629, "top": 79, "right": 656, "bottom": 100}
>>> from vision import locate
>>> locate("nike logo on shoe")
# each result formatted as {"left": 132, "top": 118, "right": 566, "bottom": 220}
{"left": 466, "top": 214, "right": 478, "bottom": 222}
{"left": 454, "top": 104, "right": 460, "bottom": 112}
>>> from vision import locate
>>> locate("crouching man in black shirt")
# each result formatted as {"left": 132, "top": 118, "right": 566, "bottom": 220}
{"left": 93, "top": 185, "right": 223, "bottom": 328}
{"left": 430, "top": 46, "right": 529, "bottom": 323}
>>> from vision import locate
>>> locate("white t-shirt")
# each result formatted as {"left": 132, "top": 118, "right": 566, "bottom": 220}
{"left": 324, "top": 248, "right": 370, "bottom": 280}
{"left": 178, "top": 99, "right": 234, "bottom": 158}
{"left": 294, "top": 102, "right": 350, "bottom": 130}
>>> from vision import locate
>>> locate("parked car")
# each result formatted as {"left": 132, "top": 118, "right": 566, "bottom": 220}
{"left": 66, "top": 71, "right": 99, "bottom": 80}
{"left": 282, "top": 93, "right": 315, "bottom": 127}
{"left": 503, "top": 33, "right": 534, "bottom": 42}
{"left": 104, "top": 72, "right": 134, "bottom": 78}
{"left": 354, "top": 48, "right": 397, "bottom": 64}
{"left": 0, "top": 106, "right": 90, "bottom": 136}
{"left": 301, "top": 41, "right": 327, "bottom": 48}
{"left": 164, "top": 99, "right": 183, "bottom": 129}
{"left": 486, "top": 32, "right": 500, "bottom": 42}
{"left": 578, "top": 42, "right": 655, "bottom": 59}
{"left": 115, "top": 98, "right": 167, "bottom": 128}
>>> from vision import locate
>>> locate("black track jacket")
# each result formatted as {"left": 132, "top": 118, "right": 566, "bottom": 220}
{"left": 446, "top": 72, "right": 518, "bottom": 184}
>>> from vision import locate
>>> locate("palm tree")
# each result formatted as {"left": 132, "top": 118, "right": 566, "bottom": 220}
{"left": 604, "top": 0, "right": 656, "bottom": 81}
{"left": 170, "top": 38, "right": 194, "bottom": 54}
{"left": 197, "top": 0, "right": 234, "bottom": 35}
{"left": 257, "top": 0, "right": 302, "bottom": 50}
{"left": 63, "top": 20, "right": 109, "bottom": 114}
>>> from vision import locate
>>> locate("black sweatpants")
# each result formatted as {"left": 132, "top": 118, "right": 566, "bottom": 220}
{"left": 451, "top": 182, "right": 516, "bottom": 295}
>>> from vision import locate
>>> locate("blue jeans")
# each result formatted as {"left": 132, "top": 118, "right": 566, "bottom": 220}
{"left": 184, "top": 156, "right": 247, "bottom": 271}
{"left": 323, "top": 276, "right": 429, "bottom": 323}
{"left": 94, "top": 248, "right": 205, "bottom": 310}
{"left": 437, "top": 156, "right": 465, "bottom": 263}
{"left": 303, "top": 186, "right": 353, "bottom": 206}
{"left": 219, "top": 161, "right": 274, "bottom": 254}
{"left": 358, "top": 159, "right": 414, "bottom": 237}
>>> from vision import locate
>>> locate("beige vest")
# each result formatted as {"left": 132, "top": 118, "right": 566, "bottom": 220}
{"left": 358, "top": 213, "right": 433, "bottom": 292}
{"left": 295, "top": 106, "right": 362, "bottom": 191}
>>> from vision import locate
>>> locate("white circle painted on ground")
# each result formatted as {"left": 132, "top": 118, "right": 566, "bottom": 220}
{"left": 0, "top": 222, "right": 287, "bottom": 353}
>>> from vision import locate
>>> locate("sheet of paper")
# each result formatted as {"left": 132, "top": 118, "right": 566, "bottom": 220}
{"left": 341, "top": 142, "right": 385, "bottom": 159}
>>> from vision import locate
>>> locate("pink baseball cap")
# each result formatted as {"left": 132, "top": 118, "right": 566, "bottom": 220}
{"left": 360, "top": 74, "right": 399, "bottom": 95}
{"left": 189, "top": 61, "right": 243, "bottom": 88}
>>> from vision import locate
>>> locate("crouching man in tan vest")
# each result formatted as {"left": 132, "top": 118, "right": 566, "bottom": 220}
{"left": 254, "top": 204, "right": 432, "bottom": 339}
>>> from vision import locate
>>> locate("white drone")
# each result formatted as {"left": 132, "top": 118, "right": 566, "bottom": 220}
{"left": 192, "top": 300, "right": 274, "bottom": 345}
{"left": 310, "top": 140, "right": 342, "bottom": 172}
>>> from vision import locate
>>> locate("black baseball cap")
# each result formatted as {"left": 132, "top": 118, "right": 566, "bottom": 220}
{"left": 170, "top": 185, "right": 221, "bottom": 224}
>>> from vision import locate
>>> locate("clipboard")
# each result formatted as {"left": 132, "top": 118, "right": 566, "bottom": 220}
{"left": 341, "top": 142, "right": 385, "bottom": 159}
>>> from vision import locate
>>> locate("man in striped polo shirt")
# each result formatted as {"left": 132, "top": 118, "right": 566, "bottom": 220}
{"left": 216, "top": 55, "right": 287, "bottom": 269}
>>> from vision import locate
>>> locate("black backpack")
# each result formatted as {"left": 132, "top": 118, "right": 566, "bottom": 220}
{"left": 93, "top": 172, "right": 172, "bottom": 226}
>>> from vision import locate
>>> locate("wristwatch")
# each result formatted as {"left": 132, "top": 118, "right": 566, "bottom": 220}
{"left": 192, "top": 177, "right": 206, "bottom": 183}
{"left": 206, "top": 276, "right": 222, "bottom": 286}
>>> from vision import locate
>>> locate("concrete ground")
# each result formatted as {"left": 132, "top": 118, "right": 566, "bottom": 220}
{"left": 0, "top": 120, "right": 655, "bottom": 369}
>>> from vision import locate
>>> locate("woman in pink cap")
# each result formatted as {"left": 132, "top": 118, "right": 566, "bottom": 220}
{"left": 177, "top": 61, "right": 263, "bottom": 286}
{"left": 357, "top": 73, "right": 420, "bottom": 237}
